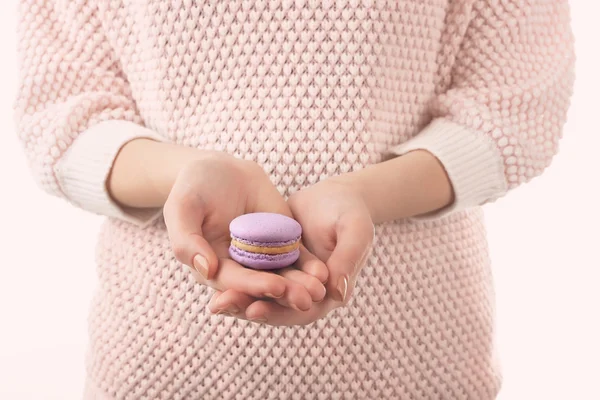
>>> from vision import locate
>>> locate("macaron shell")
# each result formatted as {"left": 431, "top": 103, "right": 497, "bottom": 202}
{"left": 229, "top": 212, "right": 302, "bottom": 243}
{"left": 229, "top": 246, "right": 300, "bottom": 270}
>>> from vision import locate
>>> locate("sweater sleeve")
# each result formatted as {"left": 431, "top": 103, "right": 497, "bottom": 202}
{"left": 13, "top": 0, "right": 165, "bottom": 227}
{"left": 387, "top": 0, "right": 575, "bottom": 219}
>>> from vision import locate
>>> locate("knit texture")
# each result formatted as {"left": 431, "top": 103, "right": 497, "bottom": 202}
{"left": 14, "top": 1, "right": 574, "bottom": 399}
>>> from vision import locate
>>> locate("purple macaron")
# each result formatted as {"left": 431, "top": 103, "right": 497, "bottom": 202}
{"left": 228, "top": 212, "right": 302, "bottom": 270}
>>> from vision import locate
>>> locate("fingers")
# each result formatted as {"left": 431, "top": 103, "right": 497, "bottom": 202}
{"left": 164, "top": 192, "right": 218, "bottom": 280}
{"left": 182, "top": 234, "right": 324, "bottom": 310}
{"left": 208, "top": 289, "right": 256, "bottom": 316}
{"left": 207, "top": 290, "right": 296, "bottom": 323}
{"left": 208, "top": 266, "right": 326, "bottom": 320}
{"left": 252, "top": 245, "right": 328, "bottom": 310}
{"left": 207, "top": 290, "right": 224, "bottom": 312}
{"left": 326, "top": 215, "right": 374, "bottom": 303}
{"left": 177, "top": 234, "right": 218, "bottom": 279}
{"left": 207, "top": 283, "right": 312, "bottom": 320}
{"left": 208, "top": 291, "right": 337, "bottom": 326}
{"left": 209, "top": 258, "right": 287, "bottom": 298}
{"left": 245, "top": 299, "right": 335, "bottom": 326}
{"left": 295, "top": 244, "right": 329, "bottom": 284}
{"left": 211, "top": 262, "right": 315, "bottom": 311}
{"left": 268, "top": 278, "right": 313, "bottom": 312}
{"left": 245, "top": 300, "right": 291, "bottom": 325}
{"left": 205, "top": 261, "right": 321, "bottom": 312}
{"left": 277, "top": 267, "right": 326, "bottom": 303}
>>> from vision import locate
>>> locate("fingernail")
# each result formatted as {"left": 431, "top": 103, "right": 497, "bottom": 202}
{"left": 317, "top": 286, "right": 327, "bottom": 303}
{"left": 264, "top": 292, "right": 284, "bottom": 299}
{"left": 314, "top": 295, "right": 325, "bottom": 304}
{"left": 193, "top": 254, "right": 209, "bottom": 279}
{"left": 336, "top": 275, "right": 348, "bottom": 302}
{"left": 291, "top": 303, "right": 305, "bottom": 312}
{"left": 223, "top": 305, "right": 240, "bottom": 314}
{"left": 249, "top": 316, "right": 268, "bottom": 323}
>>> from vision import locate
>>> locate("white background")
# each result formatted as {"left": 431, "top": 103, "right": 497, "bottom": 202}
{"left": 0, "top": 1, "right": 598, "bottom": 399}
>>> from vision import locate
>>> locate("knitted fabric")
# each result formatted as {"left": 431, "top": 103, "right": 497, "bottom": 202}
{"left": 14, "top": 1, "right": 574, "bottom": 399}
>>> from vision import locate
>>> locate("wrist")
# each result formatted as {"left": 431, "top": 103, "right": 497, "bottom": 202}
{"left": 109, "top": 139, "right": 215, "bottom": 209}
{"left": 146, "top": 144, "right": 256, "bottom": 207}
{"left": 339, "top": 150, "right": 454, "bottom": 224}
{"left": 334, "top": 171, "right": 380, "bottom": 223}
{"left": 327, "top": 173, "right": 373, "bottom": 217}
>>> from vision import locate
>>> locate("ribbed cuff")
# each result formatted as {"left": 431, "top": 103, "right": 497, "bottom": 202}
{"left": 386, "top": 119, "right": 508, "bottom": 219}
{"left": 54, "top": 120, "right": 166, "bottom": 227}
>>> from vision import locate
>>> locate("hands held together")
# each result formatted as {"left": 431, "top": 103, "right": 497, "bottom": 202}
{"left": 162, "top": 152, "right": 374, "bottom": 326}
{"left": 111, "top": 139, "right": 453, "bottom": 326}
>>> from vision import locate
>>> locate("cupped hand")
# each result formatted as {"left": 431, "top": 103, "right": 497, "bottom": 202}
{"left": 163, "top": 152, "right": 328, "bottom": 313}
{"left": 289, "top": 176, "right": 374, "bottom": 303}
{"left": 207, "top": 175, "right": 374, "bottom": 326}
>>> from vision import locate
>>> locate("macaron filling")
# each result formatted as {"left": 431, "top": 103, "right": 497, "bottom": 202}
{"left": 230, "top": 237, "right": 300, "bottom": 255}
{"left": 229, "top": 245, "right": 300, "bottom": 261}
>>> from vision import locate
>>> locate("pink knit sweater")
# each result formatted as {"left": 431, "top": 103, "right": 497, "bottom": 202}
{"left": 14, "top": 1, "right": 574, "bottom": 399}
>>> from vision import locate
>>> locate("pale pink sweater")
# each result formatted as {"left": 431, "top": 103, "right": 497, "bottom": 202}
{"left": 14, "top": 1, "right": 574, "bottom": 399}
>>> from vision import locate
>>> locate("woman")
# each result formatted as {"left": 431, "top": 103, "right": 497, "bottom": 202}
{"left": 14, "top": 0, "right": 574, "bottom": 398}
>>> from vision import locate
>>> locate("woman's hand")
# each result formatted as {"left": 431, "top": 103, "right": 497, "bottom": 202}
{"left": 109, "top": 139, "right": 327, "bottom": 313}
{"left": 208, "top": 289, "right": 341, "bottom": 326}
{"left": 207, "top": 175, "right": 374, "bottom": 325}
{"left": 288, "top": 177, "right": 375, "bottom": 303}
{"left": 162, "top": 150, "right": 328, "bottom": 313}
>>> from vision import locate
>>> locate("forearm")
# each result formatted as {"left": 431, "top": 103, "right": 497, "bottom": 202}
{"left": 108, "top": 139, "right": 206, "bottom": 209}
{"left": 345, "top": 150, "right": 454, "bottom": 224}
{"left": 110, "top": 138, "right": 453, "bottom": 221}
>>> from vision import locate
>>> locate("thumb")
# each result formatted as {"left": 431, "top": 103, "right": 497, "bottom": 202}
{"left": 326, "top": 215, "right": 374, "bottom": 303}
{"left": 164, "top": 194, "right": 219, "bottom": 280}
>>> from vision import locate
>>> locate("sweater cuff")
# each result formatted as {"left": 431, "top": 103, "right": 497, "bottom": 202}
{"left": 386, "top": 119, "right": 508, "bottom": 220}
{"left": 54, "top": 120, "right": 166, "bottom": 227}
